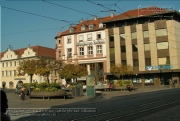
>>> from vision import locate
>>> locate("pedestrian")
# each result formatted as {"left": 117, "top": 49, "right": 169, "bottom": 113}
{"left": 0, "top": 90, "right": 11, "bottom": 121}
{"left": 2, "top": 83, "right": 5, "bottom": 90}
{"left": 20, "top": 86, "right": 26, "bottom": 100}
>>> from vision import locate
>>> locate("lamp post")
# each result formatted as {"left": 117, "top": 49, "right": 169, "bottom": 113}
{"left": 160, "top": 68, "right": 163, "bottom": 85}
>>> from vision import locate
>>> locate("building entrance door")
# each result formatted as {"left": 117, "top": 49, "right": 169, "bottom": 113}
{"left": 161, "top": 73, "right": 171, "bottom": 85}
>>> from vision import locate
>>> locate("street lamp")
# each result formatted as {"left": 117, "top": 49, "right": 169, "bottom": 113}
{"left": 160, "top": 68, "right": 163, "bottom": 85}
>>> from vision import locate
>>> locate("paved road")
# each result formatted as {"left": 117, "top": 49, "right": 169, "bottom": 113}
{"left": 3, "top": 86, "right": 180, "bottom": 121}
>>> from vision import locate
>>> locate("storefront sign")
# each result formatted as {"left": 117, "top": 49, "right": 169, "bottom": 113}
{"left": 146, "top": 65, "right": 173, "bottom": 70}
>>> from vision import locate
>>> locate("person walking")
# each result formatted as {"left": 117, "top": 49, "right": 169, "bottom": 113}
{"left": 2, "top": 83, "right": 6, "bottom": 90}
{"left": 0, "top": 90, "right": 11, "bottom": 121}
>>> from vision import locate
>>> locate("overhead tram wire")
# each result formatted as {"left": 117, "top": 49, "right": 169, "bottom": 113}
{"left": 2, "top": 28, "right": 60, "bottom": 36}
{"left": 42, "top": 0, "right": 95, "bottom": 17}
{"left": 87, "top": 0, "right": 118, "bottom": 14}
{"left": 1, "top": 6, "right": 72, "bottom": 23}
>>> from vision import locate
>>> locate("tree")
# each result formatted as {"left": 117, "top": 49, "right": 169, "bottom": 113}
{"left": 110, "top": 63, "right": 133, "bottom": 81}
{"left": 17, "top": 59, "right": 37, "bottom": 83}
{"left": 58, "top": 64, "right": 88, "bottom": 83}
{"left": 35, "top": 59, "right": 63, "bottom": 83}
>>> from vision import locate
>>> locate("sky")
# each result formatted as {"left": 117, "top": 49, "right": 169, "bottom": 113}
{"left": 0, "top": 0, "right": 180, "bottom": 52}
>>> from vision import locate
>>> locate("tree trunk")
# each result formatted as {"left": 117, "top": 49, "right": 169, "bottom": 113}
{"left": 30, "top": 74, "right": 33, "bottom": 83}
{"left": 47, "top": 75, "right": 49, "bottom": 84}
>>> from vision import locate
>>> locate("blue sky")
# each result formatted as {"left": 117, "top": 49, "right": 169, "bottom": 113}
{"left": 0, "top": 0, "right": 180, "bottom": 52}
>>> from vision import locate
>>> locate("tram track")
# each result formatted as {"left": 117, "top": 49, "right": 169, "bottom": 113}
{"left": 70, "top": 97, "right": 180, "bottom": 121}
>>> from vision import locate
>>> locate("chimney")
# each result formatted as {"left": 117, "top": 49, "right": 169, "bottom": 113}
{"left": 80, "top": 18, "right": 83, "bottom": 23}
{"left": 94, "top": 16, "right": 97, "bottom": 20}
{"left": 111, "top": 12, "right": 115, "bottom": 17}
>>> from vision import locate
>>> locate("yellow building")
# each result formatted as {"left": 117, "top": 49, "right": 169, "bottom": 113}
{"left": 0, "top": 46, "right": 56, "bottom": 89}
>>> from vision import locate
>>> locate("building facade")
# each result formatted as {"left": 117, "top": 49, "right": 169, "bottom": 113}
{"left": 103, "top": 7, "right": 180, "bottom": 87}
{"left": 0, "top": 46, "right": 56, "bottom": 88}
{"left": 55, "top": 16, "right": 116, "bottom": 83}
{"left": 55, "top": 6, "right": 180, "bottom": 87}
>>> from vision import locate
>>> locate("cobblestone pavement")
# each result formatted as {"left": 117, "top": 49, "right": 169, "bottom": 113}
{"left": 2, "top": 86, "right": 180, "bottom": 121}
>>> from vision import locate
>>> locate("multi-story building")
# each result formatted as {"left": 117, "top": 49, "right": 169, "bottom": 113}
{"left": 55, "top": 15, "right": 115, "bottom": 83}
{"left": 103, "top": 7, "right": 180, "bottom": 87}
{"left": 0, "top": 45, "right": 56, "bottom": 88}
{"left": 55, "top": 6, "right": 180, "bottom": 87}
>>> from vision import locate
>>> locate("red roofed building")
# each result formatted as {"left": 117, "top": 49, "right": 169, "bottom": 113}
{"left": 55, "top": 6, "right": 180, "bottom": 87}
{"left": 0, "top": 45, "right": 56, "bottom": 88}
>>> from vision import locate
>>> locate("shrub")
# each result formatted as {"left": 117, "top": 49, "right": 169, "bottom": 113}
{"left": 116, "top": 80, "right": 133, "bottom": 86}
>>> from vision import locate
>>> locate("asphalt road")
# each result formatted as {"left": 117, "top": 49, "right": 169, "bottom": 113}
{"left": 3, "top": 87, "right": 180, "bottom": 121}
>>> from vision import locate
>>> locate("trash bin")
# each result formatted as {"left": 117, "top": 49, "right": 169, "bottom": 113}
{"left": 71, "top": 85, "right": 83, "bottom": 97}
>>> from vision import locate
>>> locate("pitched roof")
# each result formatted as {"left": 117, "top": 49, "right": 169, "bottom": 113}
{"left": 55, "top": 6, "right": 173, "bottom": 38}
{"left": 0, "top": 46, "right": 56, "bottom": 60}
{"left": 102, "top": 6, "right": 172, "bottom": 23}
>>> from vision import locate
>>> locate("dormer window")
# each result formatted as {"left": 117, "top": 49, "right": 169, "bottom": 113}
{"left": 69, "top": 26, "right": 74, "bottom": 33}
{"left": 99, "top": 23, "right": 103, "bottom": 28}
{"left": 81, "top": 25, "right": 85, "bottom": 31}
{"left": 89, "top": 24, "right": 94, "bottom": 30}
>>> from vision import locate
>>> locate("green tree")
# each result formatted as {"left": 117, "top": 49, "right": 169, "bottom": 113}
{"left": 58, "top": 64, "right": 88, "bottom": 83}
{"left": 110, "top": 63, "right": 133, "bottom": 81}
{"left": 17, "top": 59, "right": 37, "bottom": 83}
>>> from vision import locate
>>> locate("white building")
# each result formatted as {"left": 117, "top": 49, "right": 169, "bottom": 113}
{"left": 0, "top": 45, "right": 56, "bottom": 88}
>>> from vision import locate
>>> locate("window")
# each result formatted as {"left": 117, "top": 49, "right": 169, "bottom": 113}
{"left": 157, "top": 42, "right": 168, "bottom": 49}
{"left": 67, "top": 36, "right": 71, "bottom": 43}
{"left": 2, "top": 71, "right": 4, "bottom": 77}
{"left": 97, "top": 45, "right": 102, "bottom": 54}
{"left": 144, "top": 44, "right": 150, "bottom": 51}
{"left": 145, "top": 58, "right": 151, "bottom": 66}
{"left": 133, "top": 59, "right": 139, "bottom": 67}
{"left": 109, "top": 35, "right": 114, "bottom": 42}
{"left": 156, "top": 29, "right": 167, "bottom": 36}
{"left": 2, "top": 63, "right": 4, "bottom": 67}
{"left": 110, "top": 47, "right": 115, "bottom": 53}
{"left": 121, "top": 46, "right": 126, "bottom": 53}
{"left": 110, "top": 61, "right": 115, "bottom": 66}
{"left": 99, "top": 23, "right": 103, "bottom": 28}
{"left": 70, "top": 27, "right": 74, "bottom": 33}
{"left": 81, "top": 25, "right": 85, "bottom": 31}
{"left": 158, "top": 57, "right": 170, "bottom": 65}
{"left": 120, "top": 34, "right": 125, "bottom": 40}
{"left": 10, "top": 71, "right": 12, "bottom": 76}
{"left": 132, "top": 45, "right": 138, "bottom": 52}
{"left": 89, "top": 24, "right": 94, "bottom": 29}
{"left": 143, "top": 31, "right": 149, "bottom": 38}
{"left": 79, "top": 35, "right": 83, "bottom": 42}
{"left": 58, "top": 51, "right": 61, "bottom": 57}
{"left": 79, "top": 47, "right": 84, "bottom": 56}
{"left": 10, "top": 62, "right": 12, "bottom": 66}
{"left": 67, "top": 48, "right": 72, "bottom": 58}
{"left": 88, "top": 46, "right": 93, "bottom": 55}
{"left": 87, "top": 34, "right": 92, "bottom": 41}
{"left": 131, "top": 32, "right": 137, "bottom": 39}
{"left": 59, "top": 40, "right": 61, "bottom": 44}
{"left": 97, "top": 33, "right": 101, "bottom": 40}
{"left": 14, "top": 70, "right": 16, "bottom": 76}
{"left": 6, "top": 62, "right": 8, "bottom": 67}
{"left": 121, "top": 60, "right": 127, "bottom": 65}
